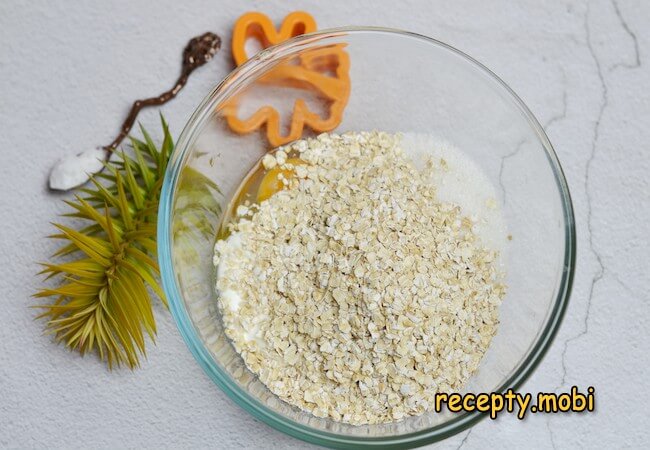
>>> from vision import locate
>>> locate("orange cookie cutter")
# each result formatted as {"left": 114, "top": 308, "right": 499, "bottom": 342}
{"left": 231, "top": 11, "right": 317, "bottom": 66}
{"left": 222, "top": 11, "right": 350, "bottom": 147}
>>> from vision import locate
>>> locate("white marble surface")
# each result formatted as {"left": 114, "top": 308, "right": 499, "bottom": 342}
{"left": 1, "top": 0, "right": 648, "bottom": 448}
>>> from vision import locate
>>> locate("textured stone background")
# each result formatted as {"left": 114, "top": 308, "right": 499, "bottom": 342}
{"left": 1, "top": 0, "right": 648, "bottom": 448}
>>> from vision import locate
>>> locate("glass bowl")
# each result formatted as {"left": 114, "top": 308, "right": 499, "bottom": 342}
{"left": 158, "top": 28, "right": 575, "bottom": 448}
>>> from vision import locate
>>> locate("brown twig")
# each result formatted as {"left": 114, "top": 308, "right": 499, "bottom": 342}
{"left": 103, "top": 32, "right": 221, "bottom": 155}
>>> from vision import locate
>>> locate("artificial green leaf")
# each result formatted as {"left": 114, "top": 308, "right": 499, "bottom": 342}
{"left": 35, "top": 119, "right": 222, "bottom": 369}
{"left": 35, "top": 121, "right": 173, "bottom": 369}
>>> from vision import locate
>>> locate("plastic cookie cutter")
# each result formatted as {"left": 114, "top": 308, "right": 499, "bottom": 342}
{"left": 221, "top": 11, "right": 351, "bottom": 147}
{"left": 231, "top": 11, "right": 317, "bottom": 67}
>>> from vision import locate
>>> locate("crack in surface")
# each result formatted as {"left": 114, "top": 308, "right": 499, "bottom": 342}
{"left": 612, "top": 272, "right": 639, "bottom": 301}
{"left": 611, "top": 0, "right": 641, "bottom": 70}
{"left": 498, "top": 139, "right": 525, "bottom": 204}
{"left": 498, "top": 73, "right": 567, "bottom": 205}
{"left": 456, "top": 428, "right": 473, "bottom": 450}
{"left": 544, "top": 75, "right": 568, "bottom": 131}
{"left": 546, "top": 417, "right": 558, "bottom": 450}
{"left": 559, "top": 0, "right": 606, "bottom": 389}
{"left": 558, "top": 0, "right": 642, "bottom": 390}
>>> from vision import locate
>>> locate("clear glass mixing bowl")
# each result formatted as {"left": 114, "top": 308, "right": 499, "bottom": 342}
{"left": 158, "top": 28, "right": 575, "bottom": 448}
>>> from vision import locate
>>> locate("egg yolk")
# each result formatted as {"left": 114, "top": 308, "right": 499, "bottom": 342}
{"left": 257, "top": 158, "right": 306, "bottom": 202}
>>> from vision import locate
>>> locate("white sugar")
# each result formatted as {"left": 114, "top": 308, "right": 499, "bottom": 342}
{"left": 400, "top": 132, "right": 508, "bottom": 257}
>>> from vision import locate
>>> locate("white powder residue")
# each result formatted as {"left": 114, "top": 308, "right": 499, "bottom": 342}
{"left": 219, "top": 289, "right": 241, "bottom": 312}
{"left": 400, "top": 133, "right": 508, "bottom": 258}
{"left": 215, "top": 233, "right": 262, "bottom": 344}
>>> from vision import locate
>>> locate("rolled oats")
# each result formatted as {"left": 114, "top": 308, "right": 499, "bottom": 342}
{"left": 214, "top": 132, "right": 506, "bottom": 425}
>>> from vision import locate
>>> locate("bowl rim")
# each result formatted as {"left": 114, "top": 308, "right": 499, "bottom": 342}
{"left": 158, "top": 26, "right": 576, "bottom": 449}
